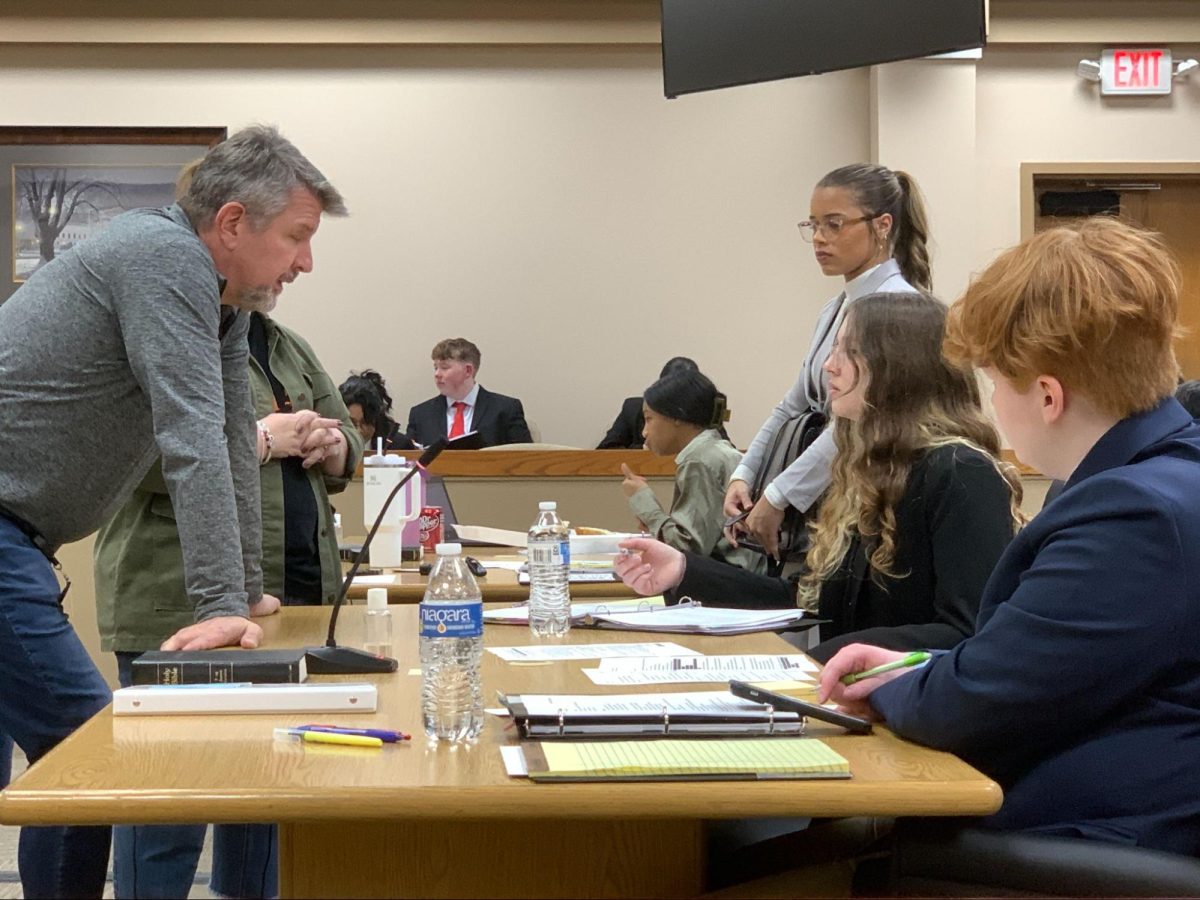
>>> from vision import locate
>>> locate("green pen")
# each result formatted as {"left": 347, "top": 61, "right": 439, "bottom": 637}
{"left": 840, "top": 651, "right": 932, "bottom": 686}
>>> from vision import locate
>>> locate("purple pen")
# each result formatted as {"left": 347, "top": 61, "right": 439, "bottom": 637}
{"left": 299, "top": 724, "right": 411, "bottom": 742}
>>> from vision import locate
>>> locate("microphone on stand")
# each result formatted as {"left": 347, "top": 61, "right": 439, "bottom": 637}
{"left": 306, "top": 431, "right": 482, "bottom": 675}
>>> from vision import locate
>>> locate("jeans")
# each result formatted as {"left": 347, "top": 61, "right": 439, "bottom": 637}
{"left": 113, "top": 652, "right": 278, "bottom": 899}
{"left": 0, "top": 515, "right": 112, "bottom": 898}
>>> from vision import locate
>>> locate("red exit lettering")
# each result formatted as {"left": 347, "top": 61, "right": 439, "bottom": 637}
{"left": 1114, "top": 50, "right": 1164, "bottom": 88}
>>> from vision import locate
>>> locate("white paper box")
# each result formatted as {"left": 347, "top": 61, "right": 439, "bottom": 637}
{"left": 113, "top": 683, "right": 379, "bottom": 716}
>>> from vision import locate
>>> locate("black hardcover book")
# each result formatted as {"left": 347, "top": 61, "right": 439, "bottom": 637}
{"left": 130, "top": 649, "right": 309, "bottom": 685}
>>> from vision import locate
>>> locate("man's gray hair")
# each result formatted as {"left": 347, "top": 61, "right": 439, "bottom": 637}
{"left": 179, "top": 124, "right": 347, "bottom": 229}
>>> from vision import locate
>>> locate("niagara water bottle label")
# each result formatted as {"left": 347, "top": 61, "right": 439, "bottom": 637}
{"left": 419, "top": 601, "right": 484, "bottom": 639}
{"left": 529, "top": 540, "right": 570, "bottom": 566}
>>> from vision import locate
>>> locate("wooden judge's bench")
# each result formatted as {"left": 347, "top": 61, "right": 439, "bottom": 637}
{"left": 342, "top": 448, "right": 680, "bottom": 536}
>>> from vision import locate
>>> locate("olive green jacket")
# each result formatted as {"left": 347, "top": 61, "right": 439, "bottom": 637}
{"left": 94, "top": 315, "right": 363, "bottom": 652}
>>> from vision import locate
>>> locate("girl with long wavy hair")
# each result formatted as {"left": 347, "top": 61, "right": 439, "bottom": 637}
{"left": 616, "top": 291, "right": 1023, "bottom": 662}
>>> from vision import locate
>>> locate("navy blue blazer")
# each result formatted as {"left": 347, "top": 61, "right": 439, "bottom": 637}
{"left": 872, "top": 398, "right": 1200, "bottom": 855}
{"left": 405, "top": 386, "right": 532, "bottom": 448}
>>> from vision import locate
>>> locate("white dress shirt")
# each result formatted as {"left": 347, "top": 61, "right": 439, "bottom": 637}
{"left": 445, "top": 383, "right": 480, "bottom": 436}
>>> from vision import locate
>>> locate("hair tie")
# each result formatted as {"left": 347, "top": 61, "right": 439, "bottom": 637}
{"left": 710, "top": 393, "right": 729, "bottom": 429}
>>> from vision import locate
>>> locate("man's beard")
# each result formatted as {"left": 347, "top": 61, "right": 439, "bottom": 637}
{"left": 236, "top": 285, "right": 279, "bottom": 313}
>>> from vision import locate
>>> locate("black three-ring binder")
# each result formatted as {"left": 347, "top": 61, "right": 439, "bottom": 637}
{"left": 502, "top": 694, "right": 806, "bottom": 738}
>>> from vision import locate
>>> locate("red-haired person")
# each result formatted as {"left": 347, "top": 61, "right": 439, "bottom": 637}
{"left": 822, "top": 218, "right": 1200, "bottom": 854}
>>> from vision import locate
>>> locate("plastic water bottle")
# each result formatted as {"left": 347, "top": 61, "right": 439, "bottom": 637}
{"left": 527, "top": 501, "right": 571, "bottom": 636}
{"left": 419, "top": 542, "right": 484, "bottom": 742}
{"left": 363, "top": 587, "right": 393, "bottom": 658}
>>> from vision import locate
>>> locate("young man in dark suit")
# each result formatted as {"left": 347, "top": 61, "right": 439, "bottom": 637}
{"left": 821, "top": 217, "right": 1200, "bottom": 856}
{"left": 405, "top": 337, "right": 532, "bottom": 448}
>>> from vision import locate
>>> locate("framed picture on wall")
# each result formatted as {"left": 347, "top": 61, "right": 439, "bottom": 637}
{"left": 0, "top": 126, "right": 226, "bottom": 304}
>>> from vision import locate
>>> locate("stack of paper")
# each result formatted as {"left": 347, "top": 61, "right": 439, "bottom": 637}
{"left": 517, "top": 560, "right": 620, "bottom": 584}
{"left": 451, "top": 524, "right": 528, "bottom": 547}
{"left": 482, "top": 596, "right": 665, "bottom": 625}
{"left": 502, "top": 690, "right": 805, "bottom": 737}
{"left": 582, "top": 604, "right": 809, "bottom": 636}
{"left": 484, "top": 600, "right": 806, "bottom": 636}
{"left": 518, "top": 738, "right": 850, "bottom": 781}
{"left": 487, "top": 641, "right": 701, "bottom": 662}
{"left": 583, "top": 654, "right": 819, "bottom": 686}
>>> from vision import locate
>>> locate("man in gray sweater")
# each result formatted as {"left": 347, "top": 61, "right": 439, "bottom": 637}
{"left": 0, "top": 124, "right": 346, "bottom": 898}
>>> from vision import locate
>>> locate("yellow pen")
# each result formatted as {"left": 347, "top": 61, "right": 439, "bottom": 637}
{"left": 273, "top": 727, "right": 382, "bottom": 748}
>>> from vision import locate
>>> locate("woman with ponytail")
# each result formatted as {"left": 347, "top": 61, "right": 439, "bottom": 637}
{"left": 619, "top": 368, "right": 765, "bottom": 573}
{"left": 619, "top": 293, "right": 1022, "bottom": 663}
{"left": 725, "top": 164, "right": 933, "bottom": 564}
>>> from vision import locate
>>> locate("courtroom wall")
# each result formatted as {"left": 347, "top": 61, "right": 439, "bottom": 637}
{"left": 1, "top": 40, "right": 1198, "bottom": 453}
{"left": 0, "top": 43, "right": 868, "bottom": 450}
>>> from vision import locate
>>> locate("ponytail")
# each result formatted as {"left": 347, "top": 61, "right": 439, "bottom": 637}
{"left": 893, "top": 170, "right": 932, "bottom": 292}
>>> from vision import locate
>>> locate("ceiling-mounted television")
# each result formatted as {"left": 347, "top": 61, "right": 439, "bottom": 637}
{"left": 661, "top": 0, "right": 987, "bottom": 98}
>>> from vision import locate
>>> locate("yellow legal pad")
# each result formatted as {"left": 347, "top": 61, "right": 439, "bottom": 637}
{"left": 523, "top": 738, "right": 850, "bottom": 782}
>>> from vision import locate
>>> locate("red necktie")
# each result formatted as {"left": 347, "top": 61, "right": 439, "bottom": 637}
{"left": 449, "top": 401, "right": 467, "bottom": 438}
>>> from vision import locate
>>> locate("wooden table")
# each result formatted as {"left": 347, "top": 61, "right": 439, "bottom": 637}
{"left": 0, "top": 608, "right": 1002, "bottom": 899}
{"left": 344, "top": 546, "right": 638, "bottom": 603}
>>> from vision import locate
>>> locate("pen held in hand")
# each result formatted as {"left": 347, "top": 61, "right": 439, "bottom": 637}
{"left": 839, "top": 651, "right": 932, "bottom": 686}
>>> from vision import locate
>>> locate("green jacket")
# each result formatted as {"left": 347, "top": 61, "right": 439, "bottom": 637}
{"left": 94, "top": 315, "right": 363, "bottom": 652}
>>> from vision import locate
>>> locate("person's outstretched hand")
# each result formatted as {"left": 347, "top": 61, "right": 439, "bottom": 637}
{"left": 614, "top": 537, "right": 687, "bottom": 596}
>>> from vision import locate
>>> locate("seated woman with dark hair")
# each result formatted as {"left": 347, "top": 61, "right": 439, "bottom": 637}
{"left": 618, "top": 367, "right": 763, "bottom": 573}
{"left": 339, "top": 369, "right": 415, "bottom": 452}
{"left": 616, "top": 292, "right": 1023, "bottom": 662}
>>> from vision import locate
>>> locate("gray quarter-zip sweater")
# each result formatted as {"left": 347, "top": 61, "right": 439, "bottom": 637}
{"left": 0, "top": 203, "right": 262, "bottom": 621}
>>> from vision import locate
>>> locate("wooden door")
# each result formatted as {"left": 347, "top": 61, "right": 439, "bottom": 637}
{"left": 1033, "top": 174, "right": 1200, "bottom": 380}
{"left": 1122, "top": 182, "right": 1200, "bottom": 379}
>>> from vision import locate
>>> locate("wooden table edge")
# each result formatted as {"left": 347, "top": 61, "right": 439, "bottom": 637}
{"left": 0, "top": 777, "right": 1002, "bottom": 826}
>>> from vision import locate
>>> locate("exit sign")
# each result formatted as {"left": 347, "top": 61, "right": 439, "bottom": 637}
{"left": 1101, "top": 48, "right": 1172, "bottom": 95}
